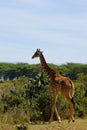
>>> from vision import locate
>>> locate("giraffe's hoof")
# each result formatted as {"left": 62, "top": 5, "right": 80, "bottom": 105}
{"left": 68, "top": 119, "right": 75, "bottom": 123}
{"left": 58, "top": 120, "right": 62, "bottom": 123}
{"left": 72, "top": 119, "right": 75, "bottom": 122}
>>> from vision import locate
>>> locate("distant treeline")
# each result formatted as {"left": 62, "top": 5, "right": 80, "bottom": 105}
{"left": 0, "top": 63, "right": 40, "bottom": 80}
{"left": 0, "top": 62, "right": 87, "bottom": 80}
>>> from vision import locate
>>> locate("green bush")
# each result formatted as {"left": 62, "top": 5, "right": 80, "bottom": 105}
{"left": 0, "top": 70, "right": 87, "bottom": 123}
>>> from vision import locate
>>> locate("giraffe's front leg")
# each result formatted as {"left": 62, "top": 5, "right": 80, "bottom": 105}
{"left": 49, "top": 93, "right": 57, "bottom": 123}
{"left": 55, "top": 107, "right": 61, "bottom": 123}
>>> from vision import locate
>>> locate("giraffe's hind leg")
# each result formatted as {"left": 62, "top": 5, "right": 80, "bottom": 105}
{"left": 69, "top": 97, "right": 75, "bottom": 123}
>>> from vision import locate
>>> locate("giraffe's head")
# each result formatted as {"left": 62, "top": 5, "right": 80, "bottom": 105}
{"left": 32, "top": 49, "right": 43, "bottom": 59}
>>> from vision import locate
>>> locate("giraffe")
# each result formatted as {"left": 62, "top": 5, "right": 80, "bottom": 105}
{"left": 32, "top": 49, "right": 75, "bottom": 123}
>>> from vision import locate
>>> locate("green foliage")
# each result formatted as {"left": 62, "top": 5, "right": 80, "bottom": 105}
{"left": 0, "top": 73, "right": 49, "bottom": 123}
{"left": 37, "top": 90, "right": 52, "bottom": 121}
{"left": 0, "top": 62, "right": 87, "bottom": 124}
{"left": 74, "top": 73, "right": 87, "bottom": 117}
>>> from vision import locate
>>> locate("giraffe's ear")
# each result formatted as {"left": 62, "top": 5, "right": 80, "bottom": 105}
{"left": 37, "top": 49, "right": 40, "bottom": 51}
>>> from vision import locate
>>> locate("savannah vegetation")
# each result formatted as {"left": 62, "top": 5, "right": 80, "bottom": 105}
{"left": 0, "top": 62, "right": 87, "bottom": 129}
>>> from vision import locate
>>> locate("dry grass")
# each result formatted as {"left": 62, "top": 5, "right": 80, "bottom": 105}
{"left": 0, "top": 118, "right": 87, "bottom": 130}
{"left": 28, "top": 118, "right": 87, "bottom": 130}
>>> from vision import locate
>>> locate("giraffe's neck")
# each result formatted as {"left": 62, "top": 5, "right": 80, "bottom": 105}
{"left": 39, "top": 53, "right": 57, "bottom": 80}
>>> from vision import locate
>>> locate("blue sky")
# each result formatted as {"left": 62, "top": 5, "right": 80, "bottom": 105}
{"left": 0, "top": 0, "right": 87, "bottom": 64}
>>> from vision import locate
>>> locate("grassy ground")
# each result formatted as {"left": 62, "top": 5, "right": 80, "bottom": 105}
{"left": 28, "top": 118, "right": 87, "bottom": 130}
{"left": 0, "top": 118, "right": 87, "bottom": 130}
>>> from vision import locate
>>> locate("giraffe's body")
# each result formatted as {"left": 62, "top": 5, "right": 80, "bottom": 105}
{"left": 32, "top": 49, "right": 75, "bottom": 122}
